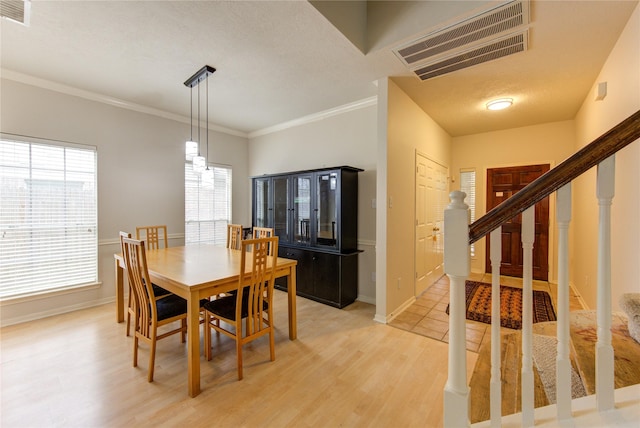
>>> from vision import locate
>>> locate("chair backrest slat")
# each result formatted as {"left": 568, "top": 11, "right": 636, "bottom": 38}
{"left": 136, "top": 225, "right": 168, "bottom": 250}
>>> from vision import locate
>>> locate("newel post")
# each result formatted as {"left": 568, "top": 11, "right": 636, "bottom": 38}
{"left": 443, "top": 190, "right": 470, "bottom": 428}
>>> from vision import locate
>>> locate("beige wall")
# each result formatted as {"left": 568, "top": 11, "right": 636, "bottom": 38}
{"left": 383, "top": 79, "right": 452, "bottom": 320}
{"left": 0, "top": 78, "right": 249, "bottom": 326}
{"left": 248, "top": 103, "right": 378, "bottom": 303}
{"left": 451, "top": 121, "right": 576, "bottom": 282}
{"left": 573, "top": 4, "right": 640, "bottom": 310}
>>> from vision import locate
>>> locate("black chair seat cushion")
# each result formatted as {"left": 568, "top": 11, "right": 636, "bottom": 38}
{"left": 155, "top": 295, "right": 209, "bottom": 321}
{"left": 203, "top": 293, "right": 268, "bottom": 321}
{"left": 152, "top": 283, "right": 171, "bottom": 297}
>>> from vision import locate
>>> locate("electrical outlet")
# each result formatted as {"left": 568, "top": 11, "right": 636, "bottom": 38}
{"left": 371, "top": 272, "right": 376, "bottom": 282}
{"left": 397, "top": 277, "right": 401, "bottom": 290}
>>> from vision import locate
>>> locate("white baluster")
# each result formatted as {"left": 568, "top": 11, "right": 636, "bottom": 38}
{"left": 521, "top": 206, "right": 535, "bottom": 427}
{"left": 556, "top": 183, "right": 573, "bottom": 419}
{"left": 444, "top": 190, "right": 470, "bottom": 428}
{"left": 490, "top": 227, "right": 502, "bottom": 427}
{"left": 596, "top": 155, "right": 615, "bottom": 411}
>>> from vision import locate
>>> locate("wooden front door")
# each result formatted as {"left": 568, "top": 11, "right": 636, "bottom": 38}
{"left": 485, "top": 164, "right": 550, "bottom": 281}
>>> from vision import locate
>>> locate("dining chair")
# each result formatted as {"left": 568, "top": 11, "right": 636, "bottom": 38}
{"left": 202, "top": 236, "right": 279, "bottom": 380}
{"left": 121, "top": 237, "right": 190, "bottom": 382}
{"left": 121, "top": 231, "right": 172, "bottom": 337}
{"left": 227, "top": 224, "right": 243, "bottom": 250}
{"left": 136, "top": 225, "right": 168, "bottom": 250}
{"left": 252, "top": 227, "right": 274, "bottom": 255}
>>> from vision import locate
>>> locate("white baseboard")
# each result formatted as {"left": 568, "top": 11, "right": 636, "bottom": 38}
{"left": 385, "top": 296, "right": 417, "bottom": 323}
{"left": 357, "top": 294, "right": 375, "bottom": 305}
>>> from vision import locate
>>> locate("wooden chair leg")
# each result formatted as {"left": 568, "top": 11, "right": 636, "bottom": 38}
{"left": 180, "top": 318, "right": 186, "bottom": 343}
{"left": 126, "top": 285, "right": 133, "bottom": 336}
{"left": 204, "top": 312, "right": 212, "bottom": 361}
{"left": 269, "top": 326, "right": 275, "bottom": 362}
{"left": 236, "top": 336, "right": 243, "bottom": 381}
{"left": 133, "top": 335, "right": 139, "bottom": 367}
{"left": 148, "top": 337, "right": 157, "bottom": 383}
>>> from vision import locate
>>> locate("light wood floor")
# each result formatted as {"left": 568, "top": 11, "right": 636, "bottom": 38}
{"left": 0, "top": 290, "right": 478, "bottom": 427}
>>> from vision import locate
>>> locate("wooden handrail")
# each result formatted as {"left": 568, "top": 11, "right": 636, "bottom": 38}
{"left": 469, "top": 109, "right": 640, "bottom": 244}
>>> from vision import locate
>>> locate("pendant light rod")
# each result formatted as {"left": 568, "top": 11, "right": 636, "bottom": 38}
{"left": 197, "top": 79, "right": 201, "bottom": 154}
{"left": 184, "top": 65, "right": 216, "bottom": 88}
{"left": 205, "top": 74, "right": 209, "bottom": 169}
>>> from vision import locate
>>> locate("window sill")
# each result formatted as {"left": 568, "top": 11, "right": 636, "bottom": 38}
{"left": 0, "top": 282, "right": 102, "bottom": 306}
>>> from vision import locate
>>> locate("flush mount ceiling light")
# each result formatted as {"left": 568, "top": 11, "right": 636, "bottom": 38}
{"left": 486, "top": 98, "right": 513, "bottom": 111}
{"left": 184, "top": 65, "right": 216, "bottom": 173}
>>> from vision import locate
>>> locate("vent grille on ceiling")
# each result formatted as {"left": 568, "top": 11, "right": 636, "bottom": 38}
{"left": 1, "top": 0, "right": 30, "bottom": 26}
{"left": 394, "top": 0, "right": 530, "bottom": 80}
{"left": 414, "top": 31, "right": 528, "bottom": 81}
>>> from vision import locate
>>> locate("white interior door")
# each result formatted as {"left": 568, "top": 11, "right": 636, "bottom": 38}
{"left": 415, "top": 156, "right": 428, "bottom": 295}
{"left": 415, "top": 153, "right": 448, "bottom": 296}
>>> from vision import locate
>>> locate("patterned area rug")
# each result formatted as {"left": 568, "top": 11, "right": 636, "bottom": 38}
{"left": 447, "top": 280, "right": 557, "bottom": 329}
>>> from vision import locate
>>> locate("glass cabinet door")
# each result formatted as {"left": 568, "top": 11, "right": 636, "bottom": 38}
{"left": 292, "top": 174, "right": 312, "bottom": 245}
{"left": 253, "top": 178, "right": 270, "bottom": 227}
{"left": 273, "top": 176, "right": 289, "bottom": 242}
{"left": 315, "top": 171, "right": 338, "bottom": 249}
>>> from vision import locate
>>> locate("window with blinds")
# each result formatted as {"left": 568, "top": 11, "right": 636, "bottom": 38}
{"left": 185, "top": 163, "right": 232, "bottom": 246}
{"left": 460, "top": 169, "right": 476, "bottom": 257}
{"left": 0, "top": 134, "right": 98, "bottom": 299}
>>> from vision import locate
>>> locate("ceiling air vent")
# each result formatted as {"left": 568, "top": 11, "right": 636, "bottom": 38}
{"left": 394, "top": 0, "right": 530, "bottom": 80}
{"left": 1, "top": 0, "right": 30, "bottom": 26}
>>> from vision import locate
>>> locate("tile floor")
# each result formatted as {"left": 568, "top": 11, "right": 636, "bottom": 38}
{"left": 388, "top": 272, "right": 582, "bottom": 353}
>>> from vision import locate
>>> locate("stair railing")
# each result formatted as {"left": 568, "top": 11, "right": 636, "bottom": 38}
{"left": 443, "top": 110, "right": 640, "bottom": 427}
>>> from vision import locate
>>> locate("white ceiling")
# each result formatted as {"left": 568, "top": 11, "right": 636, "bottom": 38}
{"left": 1, "top": 1, "right": 637, "bottom": 137}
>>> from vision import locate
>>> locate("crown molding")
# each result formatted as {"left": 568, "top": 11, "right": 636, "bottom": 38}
{"left": 0, "top": 69, "right": 248, "bottom": 138}
{"left": 2, "top": 69, "right": 378, "bottom": 141}
{"left": 248, "top": 96, "right": 378, "bottom": 138}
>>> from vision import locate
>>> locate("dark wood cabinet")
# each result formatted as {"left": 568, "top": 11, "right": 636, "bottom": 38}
{"left": 252, "top": 166, "right": 362, "bottom": 308}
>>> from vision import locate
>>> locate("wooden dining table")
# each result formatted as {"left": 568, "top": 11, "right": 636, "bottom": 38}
{"left": 113, "top": 244, "right": 297, "bottom": 397}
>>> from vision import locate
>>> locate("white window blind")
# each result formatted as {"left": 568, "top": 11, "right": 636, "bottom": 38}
{"left": 185, "top": 163, "right": 232, "bottom": 246}
{"left": 0, "top": 135, "right": 98, "bottom": 299}
{"left": 460, "top": 169, "right": 476, "bottom": 257}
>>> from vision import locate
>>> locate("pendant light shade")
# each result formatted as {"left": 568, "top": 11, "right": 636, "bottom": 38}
{"left": 184, "top": 65, "right": 216, "bottom": 172}
{"left": 202, "top": 167, "right": 214, "bottom": 185}
{"left": 185, "top": 140, "right": 198, "bottom": 161}
{"left": 193, "top": 155, "right": 206, "bottom": 172}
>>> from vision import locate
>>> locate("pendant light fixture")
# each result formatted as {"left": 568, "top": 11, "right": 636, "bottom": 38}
{"left": 184, "top": 65, "right": 216, "bottom": 173}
